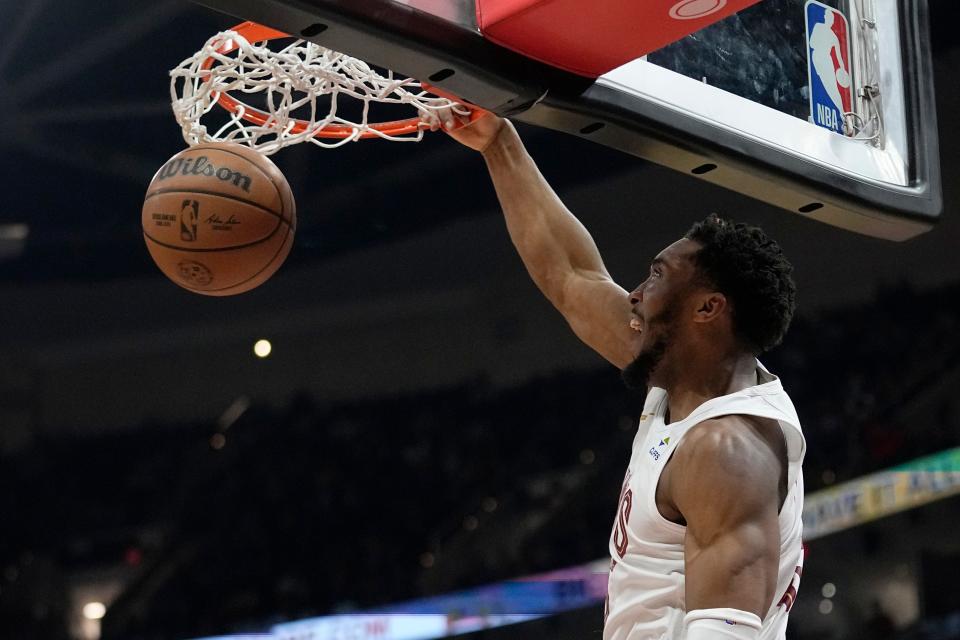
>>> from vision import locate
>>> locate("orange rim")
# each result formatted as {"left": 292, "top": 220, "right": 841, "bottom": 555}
{"left": 202, "top": 21, "right": 427, "bottom": 139}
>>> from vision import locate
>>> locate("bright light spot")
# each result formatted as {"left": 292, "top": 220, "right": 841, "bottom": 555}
{"left": 822, "top": 469, "right": 836, "bottom": 485}
{"left": 83, "top": 602, "right": 106, "bottom": 620}
{"left": 419, "top": 552, "right": 435, "bottom": 568}
{"left": 481, "top": 497, "right": 498, "bottom": 513}
{"left": 822, "top": 582, "right": 837, "bottom": 598}
{"left": 253, "top": 339, "right": 272, "bottom": 358}
{"left": 580, "top": 449, "right": 596, "bottom": 465}
{"left": 463, "top": 515, "right": 479, "bottom": 531}
{"left": 819, "top": 599, "right": 833, "bottom": 615}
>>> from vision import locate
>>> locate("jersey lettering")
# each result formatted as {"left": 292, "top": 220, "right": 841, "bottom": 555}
{"left": 777, "top": 561, "right": 804, "bottom": 612}
{"left": 611, "top": 471, "right": 633, "bottom": 559}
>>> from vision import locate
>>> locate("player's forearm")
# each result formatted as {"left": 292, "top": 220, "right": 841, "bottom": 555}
{"left": 481, "top": 121, "right": 608, "bottom": 305}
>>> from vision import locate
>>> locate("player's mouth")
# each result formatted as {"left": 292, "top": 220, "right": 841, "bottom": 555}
{"left": 630, "top": 315, "right": 643, "bottom": 333}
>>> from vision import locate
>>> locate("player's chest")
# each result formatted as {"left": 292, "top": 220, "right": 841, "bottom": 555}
{"left": 629, "top": 412, "right": 677, "bottom": 472}
{"left": 626, "top": 414, "right": 685, "bottom": 521}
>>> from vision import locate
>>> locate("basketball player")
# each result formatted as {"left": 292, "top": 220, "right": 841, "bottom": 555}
{"left": 442, "top": 113, "right": 805, "bottom": 640}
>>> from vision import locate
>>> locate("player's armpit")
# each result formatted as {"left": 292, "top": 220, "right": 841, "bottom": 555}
{"left": 671, "top": 417, "right": 783, "bottom": 617}
{"left": 556, "top": 269, "right": 640, "bottom": 370}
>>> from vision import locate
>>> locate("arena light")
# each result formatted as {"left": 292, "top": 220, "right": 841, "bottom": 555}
{"left": 253, "top": 339, "right": 272, "bottom": 358}
{"left": 83, "top": 601, "right": 107, "bottom": 620}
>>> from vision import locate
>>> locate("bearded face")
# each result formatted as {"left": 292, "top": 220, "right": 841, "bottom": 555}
{"left": 623, "top": 238, "right": 706, "bottom": 391}
{"left": 621, "top": 299, "right": 679, "bottom": 391}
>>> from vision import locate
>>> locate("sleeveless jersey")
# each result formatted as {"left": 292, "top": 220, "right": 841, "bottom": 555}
{"left": 604, "top": 362, "right": 805, "bottom": 640}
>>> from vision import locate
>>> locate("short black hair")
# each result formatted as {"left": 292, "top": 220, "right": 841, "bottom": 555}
{"left": 685, "top": 214, "right": 796, "bottom": 354}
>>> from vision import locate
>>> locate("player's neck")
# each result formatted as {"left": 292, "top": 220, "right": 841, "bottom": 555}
{"left": 659, "top": 350, "right": 758, "bottom": 424}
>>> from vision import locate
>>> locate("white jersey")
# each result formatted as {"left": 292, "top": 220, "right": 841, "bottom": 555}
{"left": 604, "top": 362, "right": 805, "bottom": 640}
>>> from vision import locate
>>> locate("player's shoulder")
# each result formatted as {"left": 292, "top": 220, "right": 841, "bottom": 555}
{"left": 671, "top": 415, "right": 784, "bottom": 516}
{"left": 676, "top": 414, "right": 781, "bottom": 477}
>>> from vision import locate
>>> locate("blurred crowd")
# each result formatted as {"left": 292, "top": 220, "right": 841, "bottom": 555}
{"left": 1, "top": 282, "right": 958, "bottom": 640}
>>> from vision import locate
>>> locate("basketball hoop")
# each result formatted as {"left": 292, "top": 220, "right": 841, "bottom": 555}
{"left": 170, "top": 21, "right": 471, "bottom": 154}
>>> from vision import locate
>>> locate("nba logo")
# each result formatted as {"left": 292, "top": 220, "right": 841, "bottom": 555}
{"left": 805, "top": 0, "right": 852, "bottom": 135}
{"left": 180, "top": 199, "right": 199, "bottom": 242}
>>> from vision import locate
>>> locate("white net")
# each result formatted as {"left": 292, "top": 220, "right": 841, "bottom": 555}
{"left": 170, "top": 27, "right": 466, "bottom": 154}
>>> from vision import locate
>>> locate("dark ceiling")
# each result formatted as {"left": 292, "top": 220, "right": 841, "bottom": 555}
{"left": 0, "top": 0, "right": 957, "bottom": 286}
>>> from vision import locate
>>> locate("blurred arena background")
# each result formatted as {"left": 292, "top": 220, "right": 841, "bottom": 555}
{"left": 1, "top": 1, "right": 960, "bottom": 639}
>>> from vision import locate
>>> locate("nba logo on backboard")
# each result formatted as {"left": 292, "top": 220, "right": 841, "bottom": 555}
{"left": 805, "top": 0, "right": 852, "bottom": 135}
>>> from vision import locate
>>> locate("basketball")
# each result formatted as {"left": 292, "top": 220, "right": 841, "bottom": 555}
{"left": 141, "top": 143, "right": 296, "bottom": 296}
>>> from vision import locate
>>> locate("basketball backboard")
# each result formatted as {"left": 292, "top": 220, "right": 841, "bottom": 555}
{"left": 193, "top": 0, "right": 942, "bottom": 240}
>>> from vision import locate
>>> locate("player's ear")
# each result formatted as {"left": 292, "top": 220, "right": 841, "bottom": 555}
{"left": 692, "top": 292, "right": 727, "bottom": 323}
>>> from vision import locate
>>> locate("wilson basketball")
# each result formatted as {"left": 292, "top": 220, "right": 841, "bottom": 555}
{"left": 142, "top": 143, "right": 296, "bottom": 296}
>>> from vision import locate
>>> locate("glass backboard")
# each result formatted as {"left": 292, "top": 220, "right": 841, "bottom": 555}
{"left": 193, "top": 0, "right": 941, "bottom": 240}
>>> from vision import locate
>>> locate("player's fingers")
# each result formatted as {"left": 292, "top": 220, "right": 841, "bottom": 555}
{"left": 424, "top": 110, "right": 442, "bottom": 131}
{"left": 445, "top": 113, "right": 460, "bottom": 131}
{"left": 443, "top": 107, "right": 486, "bottom": 131}
{"left": 431, "top": 105, "right": 457, "bottom": 132}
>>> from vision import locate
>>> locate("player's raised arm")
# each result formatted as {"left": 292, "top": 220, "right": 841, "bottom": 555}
{"left": 444, "top": 113, "right": 639, "bottom": 369}
{"left": 671, "top": 417, "right": 785, "bottom": 638}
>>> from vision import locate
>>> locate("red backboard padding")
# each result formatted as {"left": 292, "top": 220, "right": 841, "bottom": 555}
{"left": 476, "top": 0, "right": 764, "bottom": 77}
